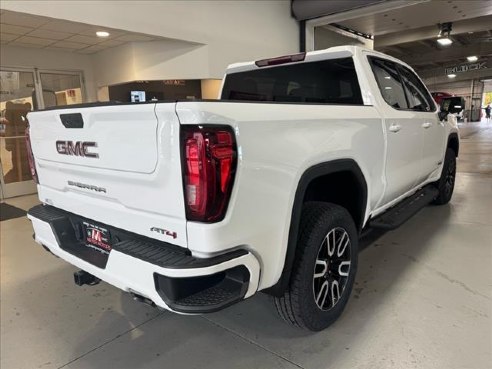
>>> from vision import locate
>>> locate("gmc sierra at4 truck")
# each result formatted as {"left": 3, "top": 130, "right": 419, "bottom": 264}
{"left": 26, "top": 46, "right": 459, "bottom": 331}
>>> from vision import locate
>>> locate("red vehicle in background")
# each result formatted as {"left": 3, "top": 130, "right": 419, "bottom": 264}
{"left": 431, "top": 92, "right": 454, "bottom": 105}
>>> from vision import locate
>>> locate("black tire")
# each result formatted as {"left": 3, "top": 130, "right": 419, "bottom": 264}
{"left": 273, "top": 202, "right": 358, "bottom": 331}
{"left": 433, "top": 148, "right": 456, "bottom": 205}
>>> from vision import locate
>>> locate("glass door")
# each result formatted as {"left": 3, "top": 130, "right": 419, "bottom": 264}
{"left": 0, "top": 69, "right": 85, "bottom": 199}
{"left": 0, "top": 69, "right": 38, "bottom": 199}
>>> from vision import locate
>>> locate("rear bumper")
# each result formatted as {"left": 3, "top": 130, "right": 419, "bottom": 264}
{"left": 27, "top": 204, "right": 260, "bottom": 313}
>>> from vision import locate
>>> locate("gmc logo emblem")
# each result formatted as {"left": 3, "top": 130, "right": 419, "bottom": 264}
{"left": 56, "top": 141, "right": 99, "bottom": 158}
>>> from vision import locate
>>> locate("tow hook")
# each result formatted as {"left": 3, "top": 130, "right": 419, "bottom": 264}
{"left": 74, "top": 270, "right": 100, "bottom": 286}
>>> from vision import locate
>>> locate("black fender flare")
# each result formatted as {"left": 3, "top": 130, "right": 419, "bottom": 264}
{"left": 447, "top": 132, "right": 459, "bottom": 157}
{"left": 265, "top": 159, "right": 367, "bottom": 296}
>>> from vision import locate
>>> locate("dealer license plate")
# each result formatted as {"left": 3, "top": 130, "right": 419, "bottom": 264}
{"left": 83, "top": 221, "right": 112, "bottom": 255}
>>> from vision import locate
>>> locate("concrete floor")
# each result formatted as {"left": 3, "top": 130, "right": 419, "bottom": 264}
{"left": 1, "top": 123, "right": 491, "bottom": 369}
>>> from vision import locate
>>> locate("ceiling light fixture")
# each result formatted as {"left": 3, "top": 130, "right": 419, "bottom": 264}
{"left": 447, "top": 74, "right": 457, "bottom": 78}
{"left": 437, "top": 37, "right": 453, "bottom": 46}
{"left": 96, "top": 31, "right": 110, "bottom": 38}
{"left": 437, "top": 22, "right": 453, "bottom": 46}
{"left": 467, "top": 56, "right": 478, "bottom": 62}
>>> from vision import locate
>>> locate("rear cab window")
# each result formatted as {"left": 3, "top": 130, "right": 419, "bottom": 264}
{"left": 221, "top": 57, "right": 363, "bottom": 105}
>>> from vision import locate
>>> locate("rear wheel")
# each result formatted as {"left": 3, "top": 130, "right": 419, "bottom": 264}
{"left": 273, "top": 202, "right": 358, "bottom": 331}
{"left": 433, "top": 148, "right": 456, "bottom": 205}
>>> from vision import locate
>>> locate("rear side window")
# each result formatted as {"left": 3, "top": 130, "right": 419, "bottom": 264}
{"left": 397, "top": 65, "right": 436, "bottom": 112}
{"left": 221, "top": 57, "right": 363, "bottom": 105}
{"left": 369, "top": 57, "right": 408, "bottom": 110}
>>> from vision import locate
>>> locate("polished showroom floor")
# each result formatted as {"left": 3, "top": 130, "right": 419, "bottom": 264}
{"left": 1, "top": 122, "right": 491, "bottom": 369}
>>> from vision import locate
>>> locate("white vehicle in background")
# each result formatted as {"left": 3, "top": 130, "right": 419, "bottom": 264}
{"left": 26, "top": 46, "right": 459, "bottom": 331}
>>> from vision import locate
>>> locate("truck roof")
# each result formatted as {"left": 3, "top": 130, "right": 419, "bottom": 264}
{"left": 225, "top": 45, "right": 415, "bottom": 75}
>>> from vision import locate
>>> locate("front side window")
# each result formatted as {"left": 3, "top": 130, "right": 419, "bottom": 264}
{"left": 368, "top": 57, "right": 408, "bottom": 110}
{"left": 221, "top": 57, "right": 363, "bottom": 105}
{"left": 397, "top": 66, "right": 436, "bottom": 112}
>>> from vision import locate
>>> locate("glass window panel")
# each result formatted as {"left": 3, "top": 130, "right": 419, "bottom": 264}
{"left": 221, "top": 58, "right": 363, "bottom": 105}
{"left": 39, "top": 73, "right": 83, "bottom": 108}
{"left": 397, "top": 65, "right": 435, "bottom": 112}
{"left": 1, "top": 70, "right": 34, "bottom": 184}
{"left": 369, "top": 57, "right": 409, "bottom": 110}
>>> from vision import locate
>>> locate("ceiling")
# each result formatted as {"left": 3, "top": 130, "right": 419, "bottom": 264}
{"left": 0, "top": 9, "right": 168, "bottom": 54}
{"left": 338, "top": 0, "right": 492, "bottom": 36}
{"left": 310, "top": 0, "right": 492, "bottom": 80}
{"left": 377, "top": 29, "right": 492, "bottom": 72}
{"left": 291, "top": 0, "right": 384, "bottom": 21}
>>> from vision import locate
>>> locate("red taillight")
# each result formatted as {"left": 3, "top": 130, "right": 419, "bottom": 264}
{"left": 25, "top": 126, "right": 39, "bottom": 184}
{"left": 182, "top": 126, "right": 237, "bottom": 222}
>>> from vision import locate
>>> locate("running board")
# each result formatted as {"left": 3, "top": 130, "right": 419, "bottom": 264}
{"left": 370, "top": 186, "right": 439, "bottom": 230}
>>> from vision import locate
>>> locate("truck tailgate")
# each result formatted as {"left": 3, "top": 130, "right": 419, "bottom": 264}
{"left": 29, "top": 104, "right": 159, "bottom": 173}
{"left": 27, "top": 103, "right": 187, "bottom": 247}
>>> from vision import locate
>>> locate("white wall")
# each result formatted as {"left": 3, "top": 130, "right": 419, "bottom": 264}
{"left": 93, "top": 40, "right": 210, "bottom": 87}
{"left": 92, "top": 43, "right": 136, "bottom": 87}
{"left": 0, "top": 44, "right": 97, "bottom": 102}
{"left": 2, "top": 0, "right": 299, "bottom": 79}
{"left": 133, "top": 41, "right": 210, "bottom": 81}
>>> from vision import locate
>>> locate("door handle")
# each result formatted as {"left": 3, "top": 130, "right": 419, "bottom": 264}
{"left": 389, "top": 123, "right": 401, "bottom": 133}
{"left": 422, "top": 122, "right": 432, "bottom": 129}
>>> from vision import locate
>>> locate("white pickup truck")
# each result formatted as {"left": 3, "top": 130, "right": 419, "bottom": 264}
{"left": 27, "top": 46, "right": 459, "bottom": 331}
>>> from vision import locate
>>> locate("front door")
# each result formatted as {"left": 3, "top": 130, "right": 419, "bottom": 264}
{"left": 397, "top": 65, "right": 445, "bottom": 181}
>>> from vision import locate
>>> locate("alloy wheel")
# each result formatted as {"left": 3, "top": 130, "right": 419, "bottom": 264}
{"left": 312, "top": 227, "right": 352, "bottom": 311}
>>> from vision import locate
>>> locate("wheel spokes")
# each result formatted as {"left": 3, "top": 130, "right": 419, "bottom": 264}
{"left": 313, "top": 227, "right": 352, "bottom": 311}
{"left": 314, "top": 259, "right": 328, "bottom": 279}
{"left": 316, "top": 280, "right": 330, "bottom": 308}
{"left": 337, "top": 232, "right": 349, "bottom": 257}
{"left": 326, "top": 230, "right": 336, "bottom": 257}
{"left": 338, "top": 261, "right": 351, "bottom": 277}
{"left": 331, "top": 280, "right": 340, "bottom": 306}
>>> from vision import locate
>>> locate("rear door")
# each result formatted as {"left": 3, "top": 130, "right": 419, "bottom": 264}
{"left": 368, "top": 57, "right": 423, "bottom": 206}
